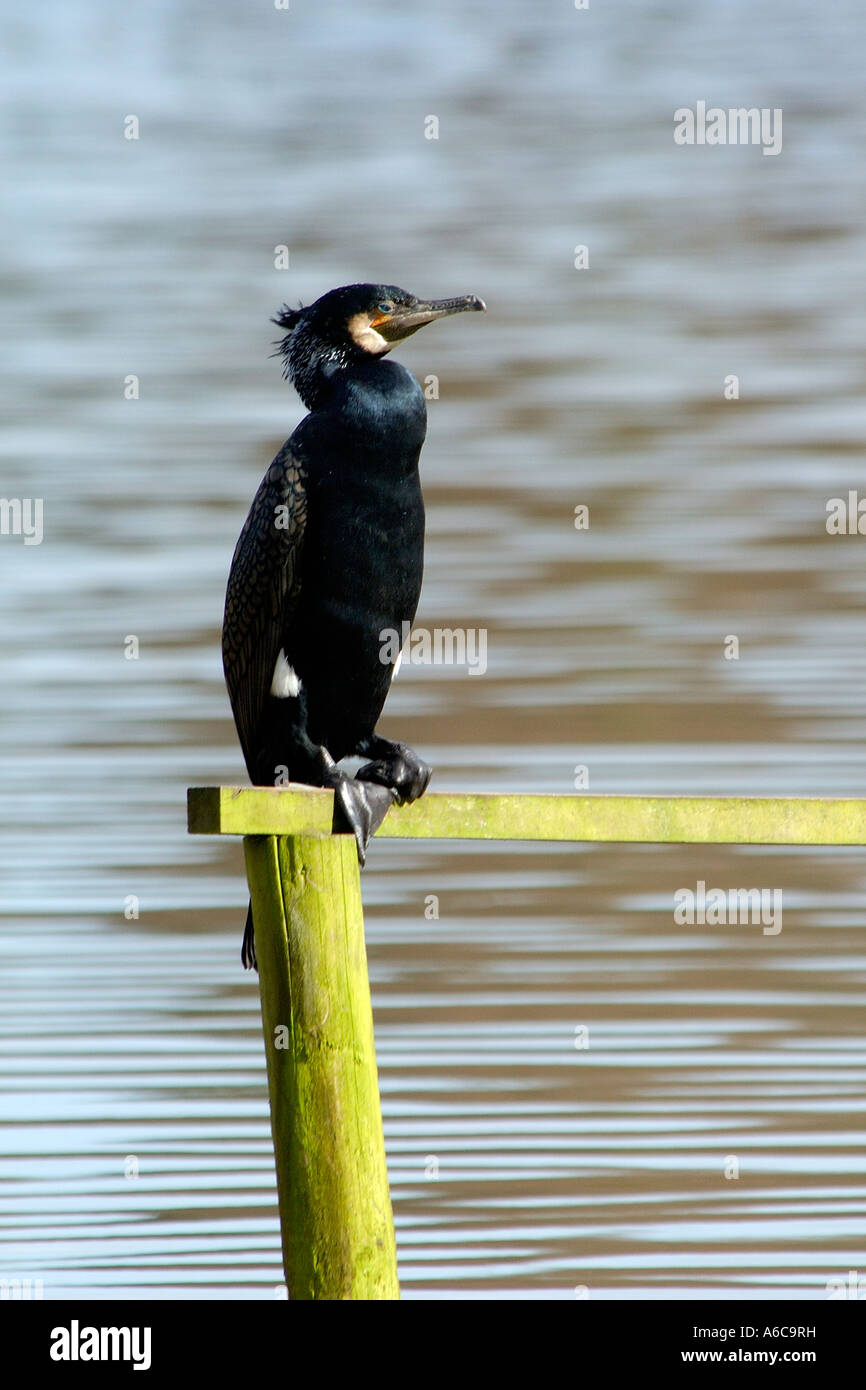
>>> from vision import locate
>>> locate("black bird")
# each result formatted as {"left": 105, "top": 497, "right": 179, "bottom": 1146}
{"left": 222, "top": 282, "right": 486, "bottom": 967}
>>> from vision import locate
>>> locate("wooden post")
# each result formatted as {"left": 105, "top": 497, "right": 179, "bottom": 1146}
{"left": 243, "top": 831, "right": 398, "bottom": 1300}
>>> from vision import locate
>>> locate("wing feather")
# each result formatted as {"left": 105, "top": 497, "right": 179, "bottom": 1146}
{"left": 221, "top": 443, "right": 307, "bottom": 777}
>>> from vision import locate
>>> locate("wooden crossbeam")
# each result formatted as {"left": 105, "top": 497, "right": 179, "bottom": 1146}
{"left": 188, "top": 786, "right": 866, "bottom": 846}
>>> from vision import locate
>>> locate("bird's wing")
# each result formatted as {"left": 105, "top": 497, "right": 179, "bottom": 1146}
{"left": 221, "top": 443, "right": 308, "bottom": 776}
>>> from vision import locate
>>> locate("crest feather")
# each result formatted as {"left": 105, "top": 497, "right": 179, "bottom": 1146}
{"left": 271, "top": 302, "right": 306, "bottom": 375}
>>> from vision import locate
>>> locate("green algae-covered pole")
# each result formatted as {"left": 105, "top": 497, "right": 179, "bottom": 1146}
{"left": 243, "top": 831, "right": 398, "bottom": 1300}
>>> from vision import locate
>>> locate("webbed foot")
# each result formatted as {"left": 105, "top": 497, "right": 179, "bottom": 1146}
{"left": 355, "top": 739, "right": 432, "bottom": 805}
{"left": 331, "top": 775, "right": 397, "bottom": 866}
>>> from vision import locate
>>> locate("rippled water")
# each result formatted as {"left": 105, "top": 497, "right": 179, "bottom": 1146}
{"left": 2, "top": 0, "right": 866, "bottom": 1299}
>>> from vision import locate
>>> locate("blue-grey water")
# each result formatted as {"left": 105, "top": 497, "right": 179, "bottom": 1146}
{"left": 2, "top": 0, "right": 866, "bottom": 1299}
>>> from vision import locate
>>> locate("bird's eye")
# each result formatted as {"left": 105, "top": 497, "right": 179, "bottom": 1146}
{"left": 376, "top": 302, "right": 393, "bottom": 315}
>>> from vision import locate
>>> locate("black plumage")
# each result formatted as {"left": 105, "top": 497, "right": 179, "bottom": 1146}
{"left": 222, "top": 282, "right": 485, "bottom": 967}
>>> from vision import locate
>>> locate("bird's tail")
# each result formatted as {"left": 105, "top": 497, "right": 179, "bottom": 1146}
{"left": 241, "top": 900, "right": 257, "bottom": 972}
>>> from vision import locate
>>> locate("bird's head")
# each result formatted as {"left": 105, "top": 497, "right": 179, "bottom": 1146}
{"left": 273, "top": 284, "right": 486, "bottom": 399}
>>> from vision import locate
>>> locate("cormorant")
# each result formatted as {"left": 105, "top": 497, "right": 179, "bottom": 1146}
{"left": 222, "top": 282, "right": 486, "bottom": 968}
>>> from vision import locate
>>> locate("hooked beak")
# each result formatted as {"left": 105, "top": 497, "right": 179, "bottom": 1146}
{"left": 376, "top": 294, "right": 487, "bottom": 342}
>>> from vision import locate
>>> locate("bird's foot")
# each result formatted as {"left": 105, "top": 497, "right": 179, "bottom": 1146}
{"left": 330, "top": 774, "right": 396, "bottom": 866}
{"left": 355, "top": 740, "right": 432, "bottom": 805}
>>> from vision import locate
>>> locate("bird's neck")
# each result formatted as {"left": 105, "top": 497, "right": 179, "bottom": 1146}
{"left": 331, "top": 360, "right": 427, "bottom": 463}
{"left": 287, "top": 321, "right": 369, "bottom": 411}
{"left": 287, "top": 329, "right": 427, "bottom": 464}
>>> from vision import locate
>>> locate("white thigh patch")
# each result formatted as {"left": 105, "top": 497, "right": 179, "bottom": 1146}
{"left": 270, "top": 649, "right": 302, "bottom": 698}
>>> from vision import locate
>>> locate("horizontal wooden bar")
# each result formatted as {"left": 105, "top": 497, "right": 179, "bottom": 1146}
{"left": 187, "top": 787, "right": 866, "bottom": 845}
{"left": 188, "top": 785, "right": 334, "bottom": 837}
